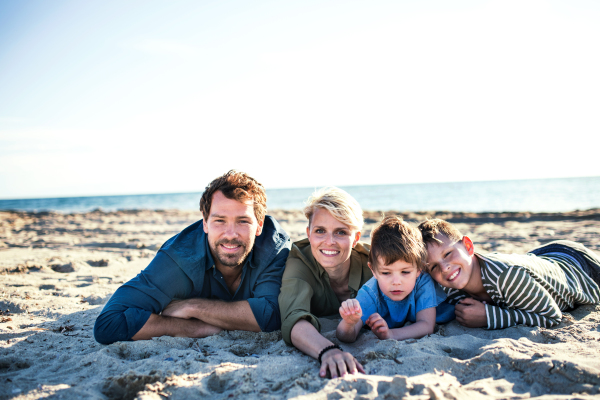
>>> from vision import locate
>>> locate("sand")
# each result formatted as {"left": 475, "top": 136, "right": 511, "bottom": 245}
{"left": 1, "top": 208, "right": 600, "bottom": 399}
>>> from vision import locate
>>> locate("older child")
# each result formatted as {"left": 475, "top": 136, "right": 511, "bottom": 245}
{"left": 336, "top": 216, "right": 454, "bottom": 343}
{"left": 418, "top": 219, "right": 600, "bottom": 329}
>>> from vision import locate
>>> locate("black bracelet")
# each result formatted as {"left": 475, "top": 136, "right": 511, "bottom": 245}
{"left": 317, "top": 344, "right": 342, "bottom": 364}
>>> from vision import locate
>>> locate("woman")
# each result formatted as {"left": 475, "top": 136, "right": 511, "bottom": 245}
{"left": 278, "top": 187, "right": 372, "bottom": 378}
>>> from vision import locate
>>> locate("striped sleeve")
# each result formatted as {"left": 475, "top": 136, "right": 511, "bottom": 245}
{"left": 442, "top": 287, "right": 467, "bottom": 305}
{"left": 485, "top": 266, "right": 562, "bottom": 329}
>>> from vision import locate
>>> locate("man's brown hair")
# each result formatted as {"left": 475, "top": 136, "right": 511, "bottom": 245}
{"left": 418, "top": 219, "right": 462, "bottom": 246}
{"left": 199, "top": 170, "right": 267, "bottom": 222}
{"left": 369, "top": 216, "right": 426, "bottom": 271}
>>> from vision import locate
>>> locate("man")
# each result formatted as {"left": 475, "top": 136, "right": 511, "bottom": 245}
{"left": 94, "top": 170, "right": 291, "bottom": 344}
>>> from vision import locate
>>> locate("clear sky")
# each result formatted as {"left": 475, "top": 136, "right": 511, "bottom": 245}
{"left": 1, "top": 0, "right": 599, "bottom": 199}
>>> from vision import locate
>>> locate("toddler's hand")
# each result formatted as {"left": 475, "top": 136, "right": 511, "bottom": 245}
{"left": 366, "top": 313, "right": 391, "bottom": 340}
{"left": 339, "top": 299, "right": 362, "bottom": 325}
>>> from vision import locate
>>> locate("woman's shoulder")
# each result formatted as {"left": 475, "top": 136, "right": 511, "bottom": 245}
{"left": 283, "top": 238, "right": 320, "bottom": 280}
{"left": 353, "top": 241, "right": 370, "bottom": 257}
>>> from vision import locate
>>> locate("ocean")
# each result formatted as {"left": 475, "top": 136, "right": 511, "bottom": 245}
{"left": 1, "top": 176, "right": 599, "bottom": 214}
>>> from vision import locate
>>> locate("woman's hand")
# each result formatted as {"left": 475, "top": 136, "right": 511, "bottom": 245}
{"left": 291, "top": 320, "right": 365, "bottom": 378}
{"left": 320, "top": 348, "right": 365, "bottom": 378}
{"left": 366, "top": 313, "right": 391, "bottom": 339}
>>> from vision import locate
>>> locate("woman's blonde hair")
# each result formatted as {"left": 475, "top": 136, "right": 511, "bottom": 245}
{"left": 303, "top": 187, "right": 364, "bottom": 232}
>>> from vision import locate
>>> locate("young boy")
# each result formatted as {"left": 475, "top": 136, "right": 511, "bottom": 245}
{"left": 336, "top": 216, "right": 454, "bottom": 343}
{"left": 418, "top": 219, "right": 600, "bottom": 329}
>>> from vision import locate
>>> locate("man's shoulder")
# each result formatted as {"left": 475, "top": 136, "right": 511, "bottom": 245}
{"left": 160, "top": 220, "right": 207, "bottom": 264}
{"left": 250, "top": 215, "right": 291, "bottom": 271}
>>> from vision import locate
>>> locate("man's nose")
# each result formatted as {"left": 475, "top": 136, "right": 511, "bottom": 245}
{"left": 223, "top": 223, "right": 238, "bottom": 238}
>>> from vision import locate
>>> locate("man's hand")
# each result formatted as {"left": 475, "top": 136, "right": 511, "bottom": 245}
{"left": 162, "top": 299, "right": 193, "bottom": 319}
{"left": 339, "top": 299, "right": 363, "bottom": 325}
{"left": 161, "top": 298, "right": 260, "bottom": 332}
{"left": 366, "top": 313, "right": 391, "bottom": 340}
{"left": 320, "top": 349, "right": 365, "bottom": 379}
{"left": 455, "top": 298, "right": 487, "bottom": 328}
{"left": 131, "top": 313, "right": 222, "bottom": 340}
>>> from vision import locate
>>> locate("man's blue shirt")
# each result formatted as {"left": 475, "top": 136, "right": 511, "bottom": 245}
{"left": 357, "top": 273, "right": 455, "bottom": 328}
{"left": 94, "top": 215, "right": 291, "bottom": 344}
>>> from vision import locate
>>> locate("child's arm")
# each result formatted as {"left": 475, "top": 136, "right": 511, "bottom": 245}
{"left": 367, "top": 308, "right": 436, "bottom": 340}
{"left": 336, "top": 299, "right": 364, "bottom": 343}
{"left": 455, "top": 298, "right": 487, "bottom": 327}
{"left": 482, "top": 267, "right": 562, "bottom": 329}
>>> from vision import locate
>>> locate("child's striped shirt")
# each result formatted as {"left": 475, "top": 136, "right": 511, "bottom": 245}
{"left": 442, "top": 242, "right": 600, "bottom": 329}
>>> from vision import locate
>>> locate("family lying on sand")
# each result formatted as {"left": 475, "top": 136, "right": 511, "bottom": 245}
{"left": 93, "top": 170, "right": 600, "bottom": 379}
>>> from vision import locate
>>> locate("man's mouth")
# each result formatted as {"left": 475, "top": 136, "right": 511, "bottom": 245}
{"left": 218, "top": 242, "right": 243, "bottom": 253}
{"left": 320, "top": 249, "right": 340, "bottom": 256}
{"left": 447, "top": 269, "right": 460, "bottom": 282}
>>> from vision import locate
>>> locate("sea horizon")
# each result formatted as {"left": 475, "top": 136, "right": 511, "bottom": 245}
{"left": 1, "top": 176, "right": 599, "bottom": 214}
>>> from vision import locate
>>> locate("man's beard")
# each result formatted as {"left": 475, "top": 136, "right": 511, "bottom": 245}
{"left": 212, "top": 238, "right": 254, "bottom": 268}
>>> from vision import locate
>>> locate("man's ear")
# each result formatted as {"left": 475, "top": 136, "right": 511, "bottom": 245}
{"left": 255, "top": 218, "right": 264, "bottom": 237}
{"left": 462, "top": 236, "right": 475, "bottom": 256}
{"left": 352, "top": 231, "right": 361, "bottom": 247}
{"left": 203, "top": 214, "right": 209, "bottom": 234}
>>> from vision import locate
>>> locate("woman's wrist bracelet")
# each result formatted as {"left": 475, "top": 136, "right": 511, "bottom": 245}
{"left": 317, "top": 344, "right": 342, "bottom": 364}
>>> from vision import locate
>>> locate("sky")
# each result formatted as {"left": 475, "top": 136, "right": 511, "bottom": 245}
{"left": 1, "top": 0, "right": 599, "bottom": 199}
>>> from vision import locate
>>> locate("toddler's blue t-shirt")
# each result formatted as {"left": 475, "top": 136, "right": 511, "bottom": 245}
{"left": 356, "top": 273, "right": 455, "bottom": 328}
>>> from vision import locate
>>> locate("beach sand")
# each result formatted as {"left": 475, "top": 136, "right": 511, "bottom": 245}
{"left": 1, "top": 208, "right": 599, "bottom": 399}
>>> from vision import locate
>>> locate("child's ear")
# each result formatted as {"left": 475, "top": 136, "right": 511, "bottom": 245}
{"left": 367, "top": 262, "right": 375, "bottom": 274}
{"left": 462, "top": 236, "right": 475, "bottom": 256}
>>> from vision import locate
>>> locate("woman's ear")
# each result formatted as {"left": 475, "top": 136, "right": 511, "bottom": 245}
{"left": 353, "top": 231, "right": 361, "bottom": 247}
{"left": 462, "top": 236, "right": 475, "bottom": 256}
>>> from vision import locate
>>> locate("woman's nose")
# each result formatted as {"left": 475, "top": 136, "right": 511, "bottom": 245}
{"left": 324, "top": 233, "right": 336, "bottom": 244}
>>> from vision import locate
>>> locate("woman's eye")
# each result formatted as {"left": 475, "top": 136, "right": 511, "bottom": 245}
{"left": 315, "top": 229, "right": 325, "bottom": 234}
{"left": 336, "top": 230, "right": 348, "bottom": 236}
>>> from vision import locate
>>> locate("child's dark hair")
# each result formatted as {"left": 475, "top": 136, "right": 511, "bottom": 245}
{"left": 369, "top": 216, "right": 426, "bottom": 271}
{"left": 418, "top": 219, "right": 463, "bottom": 247}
